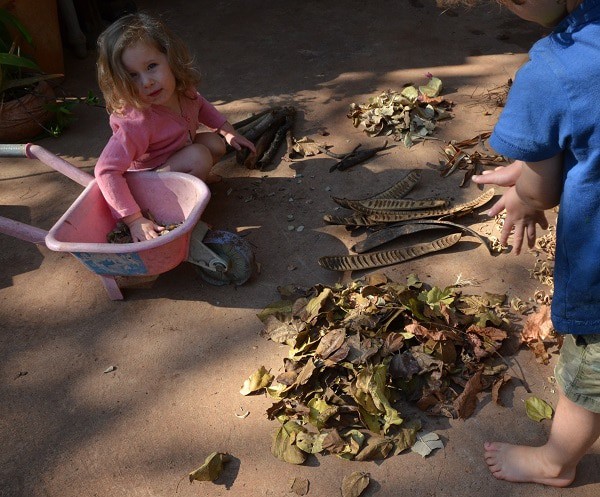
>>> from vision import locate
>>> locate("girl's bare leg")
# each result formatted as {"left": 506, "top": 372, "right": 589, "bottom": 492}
{"left": 159, "top": 132, "right": 226, "bottom": 182}
{"left": 484, "top": 390, "right": 600, "bottom": 487}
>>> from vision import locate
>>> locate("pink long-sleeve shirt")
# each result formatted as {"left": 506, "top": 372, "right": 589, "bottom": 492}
{"left": 95, "top": 91, "right": 227, "bottom": 218}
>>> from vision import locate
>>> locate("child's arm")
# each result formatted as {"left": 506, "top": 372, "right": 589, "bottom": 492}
{"left": 474, "top": 155, "right": 562, "bottom": 254}
{"left": 217, "top": 121, "right": 257, "bottom": 154}
{"left": 194, "top": 93, "right": 257, "bottom": 154}
{"left": 95, "top": 116, "right": 164, "bottom": 242}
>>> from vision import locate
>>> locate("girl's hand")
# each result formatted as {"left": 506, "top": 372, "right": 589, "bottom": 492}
{"left": 496, "top": 186, "right": 548, "bottom": 255}
{"left": 222, "top": 131, "right": 257, "bottom": 154}
{"left": 123, "top": 212, "right": 165, "bottom": 242}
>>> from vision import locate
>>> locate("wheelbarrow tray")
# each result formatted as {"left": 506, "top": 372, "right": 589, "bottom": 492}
{"left": 46, "top": 171, "right": 210, "bottom": 276}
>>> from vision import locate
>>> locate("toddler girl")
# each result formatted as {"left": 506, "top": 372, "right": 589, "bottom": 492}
{"left": 95, "top": 13, "right": 256, "bottom": 241}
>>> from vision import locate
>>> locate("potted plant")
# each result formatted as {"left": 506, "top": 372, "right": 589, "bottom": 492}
{"left": 0, "top": 4, "right": 66, "bottom": 142}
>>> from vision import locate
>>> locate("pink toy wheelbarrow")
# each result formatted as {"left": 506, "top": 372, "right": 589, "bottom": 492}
{"left": 0, "top": 144, "right": 255, "bottom": 300}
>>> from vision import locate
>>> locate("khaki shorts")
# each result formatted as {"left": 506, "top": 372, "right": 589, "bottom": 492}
{"left": 555, "top": 334, "right": 600, "bottom": 413}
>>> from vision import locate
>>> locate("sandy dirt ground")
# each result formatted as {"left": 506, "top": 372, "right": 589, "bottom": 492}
{"left": 1, "top": 1, "right": 599, "bottom": 496}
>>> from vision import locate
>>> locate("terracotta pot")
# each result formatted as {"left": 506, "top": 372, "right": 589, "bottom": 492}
{"left": 0, "top": 80, "right": 56, "bottom": 143}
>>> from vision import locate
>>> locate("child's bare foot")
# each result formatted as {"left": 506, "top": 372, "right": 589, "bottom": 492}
{"left": 484, "top": 442, "right": 575, "bottom": 487}
{"left": 206, "top": 172, "right": 222, "bottom": 184}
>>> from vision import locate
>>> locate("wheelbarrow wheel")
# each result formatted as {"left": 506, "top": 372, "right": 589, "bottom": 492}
{"left": 195, "top": 230, "right": 255, "bottom": 286}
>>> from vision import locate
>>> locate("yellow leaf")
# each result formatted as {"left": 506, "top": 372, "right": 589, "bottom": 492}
{"left": 240, "top": 366, "right": 274, "bottom": 395}
{"left": 525, "top": 396, "right": 553, "bottom": 422}
{"left": 341, "top": 471, "right": 370, "bottom": 497}
{"left": 188, "top": 452, "right": 230, "bottom": 483}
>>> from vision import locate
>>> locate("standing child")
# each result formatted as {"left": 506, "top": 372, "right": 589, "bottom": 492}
{"left": 95, "top": 13, "right": 256, "bottom": 242}
{"left": 443, "top": 0, "right": 600, "bottom": 487}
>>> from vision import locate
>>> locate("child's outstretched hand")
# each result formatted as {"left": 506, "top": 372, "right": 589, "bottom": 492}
{"left": 218, "top": 122, "right": 257, "bottom": 154}
{"left": 223, "top": 131, "right": 256, "bottom": 154}
{"left": 123, "top": 212, "right": 165, "bottom": 242}
{"left": 472, "top": 161, "right": 524, "bottom": 217}
{"left": 472, "top": 160, "right": 523, "bottom": 188}
{"left": 496, "top": 186, "right": 548, "bottom": 255}
{"left": 472, "top": 162, "right": 548, "bottom": 253}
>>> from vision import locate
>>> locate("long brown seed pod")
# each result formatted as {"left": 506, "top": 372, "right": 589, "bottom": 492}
{"left": 331, "top": 169, "right": 421, "bottom": 209}
{"left": 366, "top": 188, "right": 495, "bottom": 223}
{"left": 318, "top": 233, "right": 462, "bottom": 271}
{"left": 351, "top": 197, "right": 449, "bottom": 213}
{"left": 352, "top": 219, "right": 493, "bottom": 254}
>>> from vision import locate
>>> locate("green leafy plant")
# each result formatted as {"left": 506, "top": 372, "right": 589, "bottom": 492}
{"left": 0, "top": 4, "right": 99, "bottom": 137}
{"left": 44, "top": 90, "right": 100, "bottom": 137}
{"left": 0, "top": 5, "right": 61, "bottom": 100}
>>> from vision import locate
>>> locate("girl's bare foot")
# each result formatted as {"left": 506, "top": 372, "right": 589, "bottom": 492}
{"left": 484, "top": 442, "right": 575, "bottom": 487}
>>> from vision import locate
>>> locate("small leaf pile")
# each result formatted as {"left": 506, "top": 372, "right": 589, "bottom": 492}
{"left": 251, "top": 274, "right": 513, "bottom": 463}
{"left": 437, "top": 132, "right": 508, "bottom": 187}
{"left": 347, "top": 77, "right": 453, "bottom": 147}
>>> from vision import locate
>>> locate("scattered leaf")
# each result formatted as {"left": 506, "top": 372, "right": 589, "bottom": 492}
{"left": 292, "top": 136, "right": 325, "bottom": 157}
{"left": 491, "top": 374, "right": 512, "bottom": 406}
{"left": 272, "top": 421, "right": 307, "bottom": 464}
{"left": 188, "top": 452, "right": 230, "bottom": 482}
{"left": 240, "top": 366, "right": 274, "bottom": 395}
{"left": 354, "top": 434, "right": 393, "bottom": 461}
{"left": 257, "top": 300, "right": 294, "bottom": 323}
{"left": 392, "top": 420, "right": 421, "bottom": 455}
{"left": 296, "top": 431, "right": 327, "bottom": 454}
{"left": 289, "top": 477, "right": 310, "bottom": 496}
{"left": 453, "top": 369, "right": 484, "bottom": 419}
{"left": 525, "top": 396, "right": 553, "bottom": 422}
{"left": 521, "top": 305, "right": 560, "bottom": 364}
{"left": 522, "top": 305, "right": 554, "bottom": 342}
{"left": 411, "top": 432, "right": 444, "bottom": 457}
{"left": 260, "top": 316, "right": 299, "bottom": 345}
{"left": 341, "top": 471, "right": 370, "bottom": 497}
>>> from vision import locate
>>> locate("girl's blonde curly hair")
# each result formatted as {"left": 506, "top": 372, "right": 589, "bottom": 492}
{"left": 96, "top": 13, "right": 201, "bottom": 114}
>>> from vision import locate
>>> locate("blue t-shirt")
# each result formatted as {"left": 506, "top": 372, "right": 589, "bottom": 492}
{"left": 490, "top": 0, "right": 600, "bottom": 334}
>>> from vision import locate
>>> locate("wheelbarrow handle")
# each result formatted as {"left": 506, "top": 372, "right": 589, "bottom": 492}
{"left": 0, "top": 143, "right": 94, "bottom": 187}
{"left": 0, "top": 144, "right": 28, "bottom": 157}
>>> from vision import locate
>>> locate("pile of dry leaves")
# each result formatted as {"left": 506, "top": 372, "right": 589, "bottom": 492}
{"left": 244, "top": 274, "right": 519, "bottom": 463}
{"left": 347, "top": 76, "right": 453, "bottom": 148}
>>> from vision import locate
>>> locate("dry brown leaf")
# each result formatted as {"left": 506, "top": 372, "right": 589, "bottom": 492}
{"left": 404, "top": 322, "right": 444, "bottom": 341}
{"left": 522, "top": 305, "right": 554, "bottom": 343}
{"left": 354, "top": 434, "right": 393, "bottom": 461}
{"left": 453, "top": 369, "right": 484, "bottom": 419}
{"left": 321, "top": 429, "right": 346, "bottom": 454}
{"left": 341, "top": 471, "right": 370, "bottom": 497}
{"left": 289, "top": 477, "right": 310, "bottom": 496}
{"left": 315, "top": 328, "right": 346, "bottom": 359}
{"left": 521, "top": 305, "right": 559, "bottom": 364}
{"left": 491, "top": 374, "right": 512, "bottom": 406}
{"left": 294, "top": 358, "right": 317, "bottom": 386}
